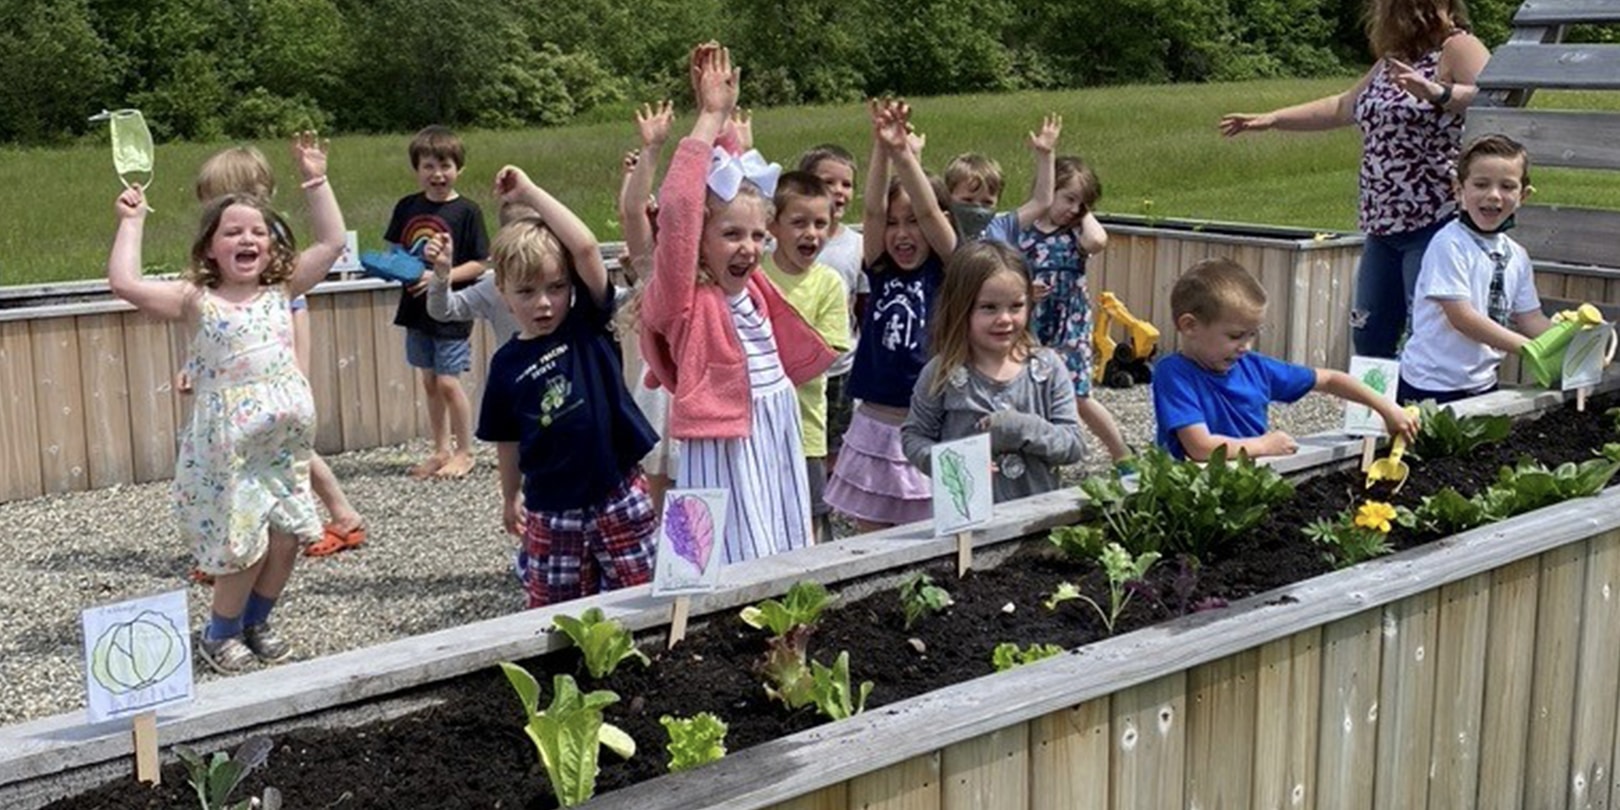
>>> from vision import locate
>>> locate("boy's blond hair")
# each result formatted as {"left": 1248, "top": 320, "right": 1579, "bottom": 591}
{"left": 944, "top": 153, "right": 1003, "bottom": 200}
{"left": 1171, "top": 258, "right": 1267, "bottom": 324}
{"left": 196, "top": 146, "right": 275, "bottom": 203}
{"left": 409, "top": 125, "right": 467, "bottom": 169}
{"left": 490, "top": 218, "right": 571, "bottom": 290}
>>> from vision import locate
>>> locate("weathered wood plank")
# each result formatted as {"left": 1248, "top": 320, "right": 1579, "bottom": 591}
{"left": 1425, "top": 572, "right": 1491, "bottom": 810}
{"left": 370, "top": 289, "right": 416, "bottom": 446}
{"left": 1029, "top": 699, "right": 1109, "bottom": 810}
{"left": 1524, "top": 541, "right": 1589, "bottom": 807}
{"left": 76, "top": 313, "right": 134, "bottom": 489}
{"left": 1253, "top": 629, "right": 1322, "bottom": 810}
{"left": 1514, "top": 205, "right": 1620, "bottom": 270}
{"left": 303, "top": 295, "right": 343, "bottom": 455}
{"left": 767, "top": 785, "right": 847, "bottom": 810}
{"left": 1477, "top": 44, "right": 1620, "bottom": 91}
{"left": 1476, "top": 558, "right": 1541, "bottom": 809}
{"left": 847, "top": 754, "right": 941, "bottom": 810}
{"left": 940, "top": 724, "right": 1028, "bottom": 810}
{"left": 1316, "top": 609, "right": 1382, "bottom": 810}
{"left": 118, "top": 311, "right": 178, "bottom": 484}
{"left": 1110, "top": 673, "right": 1186, "bottom": 809}
{"left": 30, "top": 316, "right": 88, "bottom": 494}
{"left": 1466, "top": 109, "right": 1620, "bottom": 171}
{"left": 1185, "top": 650, "right": 1258, "bottom": 810}
{"left": 0, "top": 320, "right": 43, "bottom": 501}
{"left": 1571, "top": 531, "right": 1620, "bottom": 808}
{"left": 1515, "top": 0, "right": 1620, "bottom": 25}
{"left": 1372, "top": 591, "right": 1439, "bottom": 808}
{"left": 332, "top": 292, "right": 380, "bottom": 450}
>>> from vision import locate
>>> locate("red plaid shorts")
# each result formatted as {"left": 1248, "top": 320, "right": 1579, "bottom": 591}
{"left": 521, "top": 470, "right": 656, "bottom": 608}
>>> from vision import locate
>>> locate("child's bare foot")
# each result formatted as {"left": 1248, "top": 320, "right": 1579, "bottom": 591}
{"left": 409, "top": 452, "right": 449, "bottom": 479}
{"left": 434, "top": 452, "right": 475, "bottom": 479}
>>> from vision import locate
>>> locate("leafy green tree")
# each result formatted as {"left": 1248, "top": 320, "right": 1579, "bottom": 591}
{"left": 0, "top": 0, "right": 117, "bottom": 142}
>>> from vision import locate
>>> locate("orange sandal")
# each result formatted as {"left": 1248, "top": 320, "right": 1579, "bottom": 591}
{"left": 305, "top": 524, "right": 367, "bottom": 557}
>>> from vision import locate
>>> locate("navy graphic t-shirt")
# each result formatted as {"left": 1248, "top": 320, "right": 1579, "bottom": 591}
{"left": 847, "top": 253, "right": 946, "bottom": 408}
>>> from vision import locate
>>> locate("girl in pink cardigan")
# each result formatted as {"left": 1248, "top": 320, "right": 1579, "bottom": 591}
{"left": 639, "top": 43, "right": 836, "bottom": 563}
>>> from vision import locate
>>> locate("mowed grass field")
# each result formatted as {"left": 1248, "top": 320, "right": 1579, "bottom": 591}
{"left": 3, "top": 77, "right": 1618, "bottom": 286}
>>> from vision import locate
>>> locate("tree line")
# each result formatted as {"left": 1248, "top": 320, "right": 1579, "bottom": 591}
{"left": 1, "top": 0, "right": 1530, "bottom": 145}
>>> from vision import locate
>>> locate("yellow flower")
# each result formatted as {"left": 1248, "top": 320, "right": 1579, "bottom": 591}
{"left": 1354, "top": 501, "right": 1396, "bottom": 534}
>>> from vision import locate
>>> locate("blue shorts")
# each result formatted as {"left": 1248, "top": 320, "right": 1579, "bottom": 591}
{"left": 405, "top": 329, "right": 471, "bottom": 375}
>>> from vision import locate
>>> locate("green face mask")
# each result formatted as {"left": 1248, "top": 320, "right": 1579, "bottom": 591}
{"left": 91, "top": 108, "right": 155, "bottom": 210}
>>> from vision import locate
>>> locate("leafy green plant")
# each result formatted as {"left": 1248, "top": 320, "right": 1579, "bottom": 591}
{"left": 1045, "top": 543, "right": 1160, "bottom": 634}
{"left": 1606, "top": 407, "right": 1620, "bottom": 433}
{"left": 758, "top": 625, "right": 816, "bottom": 708}
{"left": 1396, "top": 488, "right": 1487, "bottom": 536}
{"left": 1398, "top": 455, "right": 1620, "bottom": 536}
{"left": 553, "top": 607, "right": 651, "bottom": 680}
{"left": 659, "top": 713, "right": 728, "bottom": 773}
{"left": 809, "top": 651, "right": 874, "bottom": 720}
{"left": 175, "top": 738, "right": 281, "bottom": 810}
{"left": 1048, "top": 523, "right": 1106, "bottom": 561}
{"left": 1303, "top": 501, "right": 1396, "bottom": 569}
{"left": 758, "top": 638, "right": 873, "bottom": 720}
{"left": 498, "top": 665, "right": 635, "bottom": 807}
{"left": 991, "top": 642, "right": 1064, "bottom": 671}
{"left": 898, "top": 572, "right": 954, "bottom": 629}
{"left": 740, "top": 581, "right": 832, "bottom": 638}
{"left": 1408, "top": 401, "right": 1510, "bottom": 460}
{"left": 1079, "top": 446, "right": 1293, "bottom": 560}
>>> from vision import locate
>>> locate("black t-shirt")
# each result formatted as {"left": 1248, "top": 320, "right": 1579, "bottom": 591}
{"left": 386, "top": 193, "right": 489, "bottom": 338}
{"left": 475, "top": 279, "right": 657, "bottom": 513}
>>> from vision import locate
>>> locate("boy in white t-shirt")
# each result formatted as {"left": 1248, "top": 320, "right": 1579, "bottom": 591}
{"left": 1398, "top": 134, "right": 1552, "bottom": 405}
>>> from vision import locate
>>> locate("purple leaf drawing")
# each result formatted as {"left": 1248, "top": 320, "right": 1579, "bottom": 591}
{"left": 666, "top": 495, "right": 715, "bottom": 575}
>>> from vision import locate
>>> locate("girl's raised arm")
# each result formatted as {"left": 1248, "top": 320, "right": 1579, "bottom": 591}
{"left": 1015, "top": 113, "right": 1060, "bottom": 229}
{"left": 620, "top": 101, "right": 673, "bottom": 263}
{"left": 286, "top": 131, "right": 347, "bottom": 299}
{"left": 861, "top": 99, "right": 894, "bottom": 266}
{"left": 496, "top": 166, "right": 610, "bottom": 306}
{"left": 107, "top": 187, "right": 196, "bottom": 322}
{"left": 887, "top": 114, "right": 956, "bottom": 259}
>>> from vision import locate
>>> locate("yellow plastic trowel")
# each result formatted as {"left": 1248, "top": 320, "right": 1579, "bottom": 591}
{"left": 1365, "top": 406, "right": 1421, "bottom": 491}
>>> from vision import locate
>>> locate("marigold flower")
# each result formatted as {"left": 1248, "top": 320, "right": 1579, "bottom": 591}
{"left": 1354, "top": 501, "right": 1396, "bottom": 534}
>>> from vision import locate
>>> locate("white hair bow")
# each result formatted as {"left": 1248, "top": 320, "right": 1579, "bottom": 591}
{"left": 707, "top": 147, "right": 781, "bottom": 201}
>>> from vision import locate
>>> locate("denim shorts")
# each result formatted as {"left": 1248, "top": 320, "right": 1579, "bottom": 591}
{"left": 405, "top": 329, "right": 471, "bottom": 375}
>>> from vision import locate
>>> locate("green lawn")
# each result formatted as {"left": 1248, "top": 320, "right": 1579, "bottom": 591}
{"left": 4, "top": 78, "right": 1618, "bottom": 286}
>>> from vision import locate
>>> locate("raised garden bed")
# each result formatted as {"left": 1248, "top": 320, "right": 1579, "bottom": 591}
{"left": 15, "top": 378, "right": 1620, "bottom": 809}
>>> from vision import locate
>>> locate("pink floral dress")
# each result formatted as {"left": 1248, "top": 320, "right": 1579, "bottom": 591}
{"left": 175, "top": 286, "right": 321, "bottom": 574}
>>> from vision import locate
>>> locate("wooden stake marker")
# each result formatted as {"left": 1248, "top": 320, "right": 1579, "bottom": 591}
{"left": 956, "top": 531, "right": 973, "bottom": 577}
{"left": 667, "top": 596, "right": 691, "bottom": 650}
{"left": 1360, "top": 436, "right": 1377, "bottom": 472}
{"left": 132, "top": 711, "right": 159, "bottom": 785}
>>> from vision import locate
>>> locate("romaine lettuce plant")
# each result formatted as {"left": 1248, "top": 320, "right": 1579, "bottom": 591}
{"left": 553, "top": 607, "right": 650, "bottom": 680}
{"left": 991, "top": 642, "right": 1063, "bottom": 671}
{"left": 659, "top": 713, "right": 728, "bottom": 773}
{"left": 498, "top": 664, "right": 635, "bottom": 807}
{"left": 898, "top": 572, "right": 953, "bottom": 630}
{"left": 809, "top": 651, "right": 874, "bottom": 720}
{"left": 740, "top": 581, "right": 831, "bottom": 637}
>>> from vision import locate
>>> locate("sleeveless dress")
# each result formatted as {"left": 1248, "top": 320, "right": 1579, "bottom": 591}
{"left": 1354, "top": 31, "right": 1466, "bottom": 236}
{"left": 176, "top": 286, "right": 322, "bottom": 574}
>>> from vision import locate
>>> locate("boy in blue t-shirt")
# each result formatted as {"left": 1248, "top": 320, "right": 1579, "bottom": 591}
{"left": 1153, "top": 258, "right": 1418, "bottom": 461}
{"left": 470, "top": 165, "right": 657, "bottom": 609}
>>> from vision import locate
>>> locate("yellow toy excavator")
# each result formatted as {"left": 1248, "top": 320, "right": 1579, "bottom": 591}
{"left": 1092, "top": 292, "right": 1160, "bottom": 388}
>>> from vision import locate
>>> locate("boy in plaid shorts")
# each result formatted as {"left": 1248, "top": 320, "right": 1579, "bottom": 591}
{"left": 469, "top": 165, "right": 658, "bottom": 608}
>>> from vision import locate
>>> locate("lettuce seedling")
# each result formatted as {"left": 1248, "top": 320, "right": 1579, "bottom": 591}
{"left": 809, "top": 651, "right": 873, "bottom": 720}
{"left": 659, "top": 713, "right": 728, "bottom": 773}
{"left": 1048, "top": 523, "right": 1107, "bottom": 561}
{"left": 1396, "top": 488, "right": 1486, "bottom": 536}
{"left": 1046, "top": 543, "right": 1160, "bottom": 634}
{"left": 991, "top": 642, "right": 1064, "bottom": 671}
{"left": 898, "top": 572, "right": 953, "bottom": 630}
{"left": 553, "top": 607, "right": 650, "bottom": 680}
{"left": 759, "top": 625, "right": 816, "bottom": 708}
{"left": 740, "top": 581, "right": 831, "bottom": 637}
{"left": 175, "top": 737, "right": 281, "bottom": 810}
{"left": 499, "top": 664, "right": 635, "bottom": 807}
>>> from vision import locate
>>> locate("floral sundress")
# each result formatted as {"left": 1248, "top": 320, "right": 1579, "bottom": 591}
{"left": 175, "top": 286, "right": 321, "bottom": 574}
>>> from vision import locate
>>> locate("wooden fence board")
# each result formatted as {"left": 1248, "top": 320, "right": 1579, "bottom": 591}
{"left": 119, "top": 312, "right": 177, "bottom": 484}
{"left": 1524, "top": 542, "right": 1590, "bottom": 808}
{"left": 1477, "top": 558, "right": 1542, "bottom": 809}
{"left": 1571, "top": 531, "right": 1620, "bottom": 808}
{"left": 1109, "top": 673, "right": 1186, "bottom": 809}
{"left": 1259, "top": 247, "right": 1292, "bottom": 361}
{"left": 1515, "top": 205, "right": 1620, "bottom": 270}
{"left": 30, "top": 317, "right": 88, "bottom": 494}
{"left": 1373, "top": 591, "right": 1440, "bottom": 809}
{"left": 1316, "top": 609, "right": 1383, "bottom": 810}
{"left": 1148, "top": 237, "right": 1182, "bottom": 336}
{"left": 1253, "top": 629, "right": 1323, "bottom": 810}
{"left": 0, "top": 321, "right": 43, "bottom": 501}
{"left": 1466, "top": 109, "right": 1620, "bottom": 171}
{"left": 1029, "top": 699, "right": 1109, "bottom": 810}
{"left": 332, "top": 293, "right": 380, "bottom": 450}
{"left": 847, "top": 753, "right": 941, "bottom": 810}
{"left": 303, "top": 296, "right": 343, "bottom": 455}
{"left": 1426, "top": 572, "right": 1491, "bottom": 810}
{"left": 941, "top": 724, "right": 1028, "bottom": 810}
{"left": 769, "top": 785, "right": 848, "bottom": 810}
{"left": 370, "top": 289, "right": 416, "bottom": 446}
{"left": 76, "top": 313, "right": 134, "bottom": 489}
{"left": 167, "top": 318, "right": 191, "bottom": 435}
{"left": 1185, "top": 650, "right": 1258, "bottom": 810}
{"left": 1477, "top": 44, "right": 1620, "bottom": 90}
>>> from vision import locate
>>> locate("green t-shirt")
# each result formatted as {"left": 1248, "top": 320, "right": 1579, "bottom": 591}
{"left": 762, "top": 257, "right": 851, "bottom": 456}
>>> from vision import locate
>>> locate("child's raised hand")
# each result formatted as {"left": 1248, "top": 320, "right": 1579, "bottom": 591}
{"left": 730, "top": 108, "right": 754, "bottom": 150}
{"left": 423, "top": 233, "right": 454, "bottom": 280}
{"left": 115, "top": 186, "right": 148, "bottom": 219}
{"left": 636, "top": 100, "right": 674, "bottom": 149}
{"left": 291, "top": 130, "right": 329, "bottom": 182}
{"left": 492, "top": 165, "right": 537, "bottom": 203}
{"left": 1029, "top": 113, "right": 1062, "bottom": 154}
{"left": 695, "top": 44, "right": 738, "bottom": 116}
{"left": 875, "top": 99, "right": 912, "bottom": 152}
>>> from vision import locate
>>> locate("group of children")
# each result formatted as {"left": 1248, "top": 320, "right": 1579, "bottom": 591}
{"left": 108, "top": 39, "right": 1548, "bottom": 674}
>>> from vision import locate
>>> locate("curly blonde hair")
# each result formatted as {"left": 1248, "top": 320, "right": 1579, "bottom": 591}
{"left": 186, "top": 194, "right": 297, "bottom": 289}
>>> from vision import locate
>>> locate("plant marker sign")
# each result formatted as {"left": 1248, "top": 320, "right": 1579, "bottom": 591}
{"left": 334, "top": 230, "right": 363, "bottom": 274}
{"left": 653, "top": 489, "right": 728, "bottom": 648}
{"left": 81, "top": 589, "right": 192, "bottom": 784}
{"left": 1343, "top": 356, "right": 1400, "bottom": 437}
{"left": 1563, "top": 320, "right": 1616, "bottom": 411}
{"left": 931, "top": 434, "right": 993, "bottom": 575}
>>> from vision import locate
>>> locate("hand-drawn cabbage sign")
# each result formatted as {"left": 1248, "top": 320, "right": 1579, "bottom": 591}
{"left": 91, "top": 609, "right": 186, "bottom": 694}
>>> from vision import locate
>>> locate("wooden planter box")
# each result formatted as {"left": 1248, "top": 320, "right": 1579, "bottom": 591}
{"left": 3, "top": 378, "right": 1617, "bottom": 810}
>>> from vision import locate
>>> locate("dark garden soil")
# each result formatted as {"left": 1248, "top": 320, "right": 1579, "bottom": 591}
{"left": 44, "top": 396, "right": 1620, "bottom": 810}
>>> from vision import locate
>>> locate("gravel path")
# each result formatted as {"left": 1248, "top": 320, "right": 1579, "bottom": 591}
{"left": 0, "top": 386, "right": 1347, "bottom": 727}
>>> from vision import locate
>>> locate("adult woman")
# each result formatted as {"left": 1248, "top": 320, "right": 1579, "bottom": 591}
{"left": 1220, "top": 0, "right": 1490, "bottom": 358}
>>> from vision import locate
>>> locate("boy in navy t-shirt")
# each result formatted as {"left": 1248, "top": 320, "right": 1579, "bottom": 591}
{"left": 1152, "top": 258, "right": 1418, "bottom": 462}
{"left": 470, "top": 165, "right": 657, "bottom": 608}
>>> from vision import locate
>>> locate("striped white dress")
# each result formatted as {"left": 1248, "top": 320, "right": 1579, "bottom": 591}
{"left": 679, "top": 291, "right": 813, "bottom": 563}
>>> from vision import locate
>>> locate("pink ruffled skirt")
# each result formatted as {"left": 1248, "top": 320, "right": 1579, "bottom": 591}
{"left": 824, "top": 409, "right": 931, "bottom": 526}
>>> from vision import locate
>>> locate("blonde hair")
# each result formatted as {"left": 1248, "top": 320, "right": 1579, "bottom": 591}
{"left": 1367, "top": 0, "right": 1468, "bottom": 60}
{"left": 699, "top": 182, "right": 772, "bottom": 285}
{"left": 195, "top": 146, "right": 275, "bottom": 203}
{"left": 186, "top": 194, "right": 297, "bottom": 289}
{"left": 944, "top": 153, "right": 1003, "bottom": 201}
{"left": 1171, "top": 258, "right": 1267, "bottom": 324}
{"left": 490, "top": 217, "right": 571, "bottom": 290}
{"left": 927, "top": 242, "right": 1038, "bottom": 395}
